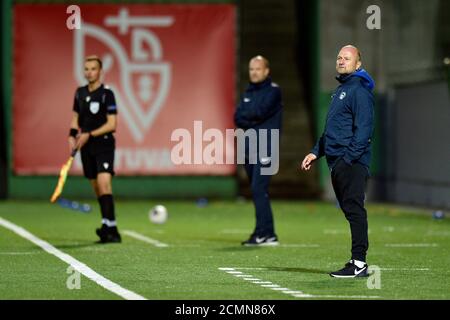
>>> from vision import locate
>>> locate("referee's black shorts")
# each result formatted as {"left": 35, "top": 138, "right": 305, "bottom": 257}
{"left": 80, "top": 134, "right": 115, "bottom": 179}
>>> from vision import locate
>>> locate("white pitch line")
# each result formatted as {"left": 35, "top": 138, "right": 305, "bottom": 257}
{"left": 261, "top": 284, "right": 280, "bottom": 288}
{"left": 312, "top": 295, "right": 381, "bottom": 299}
{"left": 293, "top": 293, "right": 315, "bottom": 298}
{"left": 219, "top": 267, "right": 381, "bottom": 300}
{"left": 0, "top": 251, "right": 40, "bottom": 255}
{"left": 385, "top": 243, "right": 438, "bottom": 247}
{"left": 123, "top": 230, "right": 168, "bottom": 248}
{"left": 233, "top": 267, "right": 267, "bottom": 270}
{"left": 380, "top": 268, "right": 430, "bottom": 271}
{"left": 220, "top": 267, "right": 309, "bottom": 298}
{"left": 0, "top": 217, "right": 146, "bottom": 300}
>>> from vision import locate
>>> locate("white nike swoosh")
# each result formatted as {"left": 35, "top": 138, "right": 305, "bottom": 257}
{"left": 354, "top": 266, "right": 367, "bottom": 276}
{"left": 244, "top": 98, "right": 251, "bottom": 102}
{"left": 255, "top": 237, "right": 265, "bottom": 243}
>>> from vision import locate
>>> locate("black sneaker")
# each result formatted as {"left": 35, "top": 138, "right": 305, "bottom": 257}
{"left": 241, "top": 234, "right": 279, "bottom": 246}
{"left": 96, "top": 225, "right": 122, "bottom": 244}
{"left": 330, "top": 260, "right": 369, "bottom": 278}
{"left": 96, "top": 224, "right": 108, "bottom": 238}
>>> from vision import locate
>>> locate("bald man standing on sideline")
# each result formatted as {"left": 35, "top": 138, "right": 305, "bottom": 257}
{"left": 301, "top": 45, "right": 375, "bottom": 277}
{"left": 235, "top": 56, "right": 283, "bottom": 246}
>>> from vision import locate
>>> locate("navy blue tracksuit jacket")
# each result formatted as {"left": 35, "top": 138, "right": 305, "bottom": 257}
{"left": 234, "top": 77, "right": 282, "bottom": 236}
{"left": 312, "top": 69, "right": 375, "bottom": 170}
{"left": 234, "top": 77, "right": 282, "bottom": 133}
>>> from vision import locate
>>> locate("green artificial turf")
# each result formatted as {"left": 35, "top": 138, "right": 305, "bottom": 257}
{"left": 0, "top": 200, "right": 449, "bottom": 300}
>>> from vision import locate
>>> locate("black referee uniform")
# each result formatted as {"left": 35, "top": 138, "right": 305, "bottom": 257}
{"left": 73, "top": 84, "right": 120, "bottom": 243}
{"left": 73, "top": 84, "right": 116, "bottom": 178}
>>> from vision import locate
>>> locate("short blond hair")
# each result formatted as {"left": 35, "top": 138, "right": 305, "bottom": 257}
{"left": 85, "top": 55, "right": 102, "bottom": 69}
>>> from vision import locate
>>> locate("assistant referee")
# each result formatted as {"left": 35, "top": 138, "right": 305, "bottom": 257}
{"left": 68, "top": 55, "right": 121, "bottom": 243}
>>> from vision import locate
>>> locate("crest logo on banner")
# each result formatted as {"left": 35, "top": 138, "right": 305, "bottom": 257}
{"left": 74, "top": 8, "right": 174, "bottom": 142}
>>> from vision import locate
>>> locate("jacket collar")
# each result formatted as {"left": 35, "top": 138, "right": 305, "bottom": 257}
{"left": 248, "top": 77, "right": 272, "bottom": 90}
{"left": 336, "top": 69, "right": 375, "bottom": 91}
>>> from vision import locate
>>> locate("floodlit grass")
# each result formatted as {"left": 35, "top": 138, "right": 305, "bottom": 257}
{"left": 0, "top": 200, "right": 449, "bottom": 299}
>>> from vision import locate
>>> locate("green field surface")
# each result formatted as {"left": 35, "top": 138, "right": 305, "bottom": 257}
{"left": 0, "top": 200, "right": 449, "bottom": 300}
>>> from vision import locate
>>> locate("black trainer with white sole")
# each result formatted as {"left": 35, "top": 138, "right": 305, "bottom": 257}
{"left": 330, "top": 260, "right": 369, "bottom": 278}
{"left": 241, "top": 234, "right": 279, "bottom": 246}
{"left": 96, "top": 225, "right": 122, "bottom": 244}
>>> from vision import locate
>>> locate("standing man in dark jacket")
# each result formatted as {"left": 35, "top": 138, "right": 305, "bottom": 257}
{"left": 235, "top": 55, "right": 283, "bottom": 246}
{"left": 301, "top": 45, "right": 375, "bottom": 277}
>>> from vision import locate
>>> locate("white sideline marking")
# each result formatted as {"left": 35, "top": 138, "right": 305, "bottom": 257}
{"left": 219, "top": 267, "right": 381, "bottom": 300}
{"left": 0, "top": 251, "right": 39, "bottom": 255}
{"left": 293, "top": 294, "right": 314, "bottom": 298}
{"left": 123, "top": 230, "right": 168, "bottom": 247}
{"left": 261, "top": 284, "right": 280, "bottom": 288}
{"left": 385, "top": 243, "right": 438, "bottom": 247}
{"left": 380, "top": 268, "right": 430, "bottom": 271}
{"left": 0, "top": 217, "right": 146, "bottom": 300}
{"left": 234, "top": 267, "right": 266, "bottom": 270}
{"left": 312, "top": 295, "right": 380, "bottom": 299}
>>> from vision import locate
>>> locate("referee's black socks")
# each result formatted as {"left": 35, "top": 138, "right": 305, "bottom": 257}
{"left": 98, "top": 194, "right": 117, "bottom": 229}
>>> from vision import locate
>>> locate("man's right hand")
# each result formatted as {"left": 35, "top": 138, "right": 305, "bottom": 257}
{"left": 300, "top": 153, "right": 317, "bottom": 171}
{"left": 68, "top": 136, "right": 77, "bottom": 154}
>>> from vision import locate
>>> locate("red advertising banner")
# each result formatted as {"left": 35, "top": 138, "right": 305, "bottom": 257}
{"left": 13, "top": 4, "right": 236, "bottom": 175}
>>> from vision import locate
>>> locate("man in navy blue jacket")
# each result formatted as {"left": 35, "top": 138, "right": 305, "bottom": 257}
{"left": 235, "top": 55, "right": 282, "bottom": 246}
{"left": 301, "top": 45, "right": 375, "bottom": 277}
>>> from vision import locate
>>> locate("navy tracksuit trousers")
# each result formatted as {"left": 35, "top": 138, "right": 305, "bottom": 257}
{"left": 244, "top": 161, "right": 275, "bottom": 237}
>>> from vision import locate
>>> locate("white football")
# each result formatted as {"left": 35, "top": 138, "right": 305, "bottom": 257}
{"left": 149, "top": 205, "right": 168, "bottom": 224}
